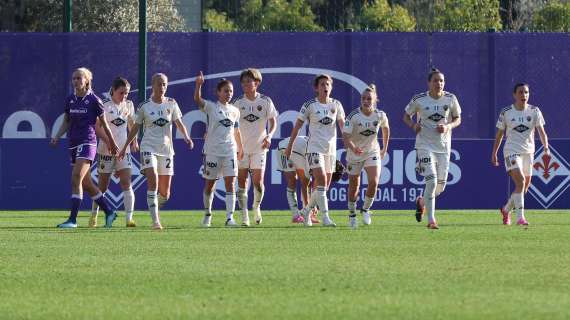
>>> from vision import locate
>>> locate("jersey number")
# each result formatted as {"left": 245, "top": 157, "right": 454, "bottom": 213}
{"left": 166, "top": 158, "right": 171, "bottom": 168}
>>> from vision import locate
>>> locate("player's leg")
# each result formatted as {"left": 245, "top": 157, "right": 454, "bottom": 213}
{"left": 82, "top": 167, "right": 117, "bottom": 228}
{"left": 58, "top": 156, "right": 89, "bottom": 228}
{"left": 284, "top": 171, "right": 301, "bottom": 222}
{"left": 141, "top": 152, "right": 160, "bottom": 229}
{"left": 202, "top": 155, "right": 221, "bottom": 227}
{"left": 250, "top": 153, "right": 267, "bottom": 224}
{"left": 237, "top": 154, "right": 250, "bottom": 224}
{"left": 118, "top": 167, "right": 135, "bottom": 227}
{"left": 156, "top": 156, "right": 173, "bottom": 209}
{"left": 90, "top": 154, "right": 109, "bottom": 226}
{"left": 223, "top": 156, "right": 238, "bottom": 227}
{"left": 511, "top": 153, "right": 532, "bottom": 225}
{"left": 347, "top": 161, "right": 362, "bottom": 228}
{"left": 434, "top": 152, "right": 450, "bottom": 198}
{"left": 321, "top": 154, "right": 335, "bottom": 226}
{"left": 362, "top": 163, "right": 380, "bottom": 226}
{"left": 416, "top": 149, "right": 438, "bottom": 228}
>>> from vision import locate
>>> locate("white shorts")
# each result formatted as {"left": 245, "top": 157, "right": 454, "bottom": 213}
{"left": 415, "top": 149, "right": 450, "bottom": 181}
{"left": 504, "top": 153, "right": 533, "bottom": 176}
{"left": 97, "top": 153, "right": 132, "bottom": 174}
{"left": 140, "top": 151, "right": 174, "bottom": 176}
{"left": 203, "top": 154, "right": 238, "bottom": 180}
{"left": 307, "top": 152, "right": 336, "bottom": 174}
{"left": 347, "top": 154, "right": 382, "bottom": 176}
{"left": 238, "top": 153, "right": 266, "bottom": 170}
{"left": 277, "top": 151, "right": 309, "bottom": 173}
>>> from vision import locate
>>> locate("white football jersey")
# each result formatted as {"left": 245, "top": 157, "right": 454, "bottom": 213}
{"left": 343, "top": 107, "right": 389, "bottom": 162}
{"left": 278, "top": 135, "right": 309, "bottom": 156}
{"left": 496, "top": 104, "right": 545, "bottom": 155}
{"left": 297, "top": 98, "right": 345, "bottom": 155}
{"left": 97, "top": 99, "right": 135, "bottom": 156}
{"left": 233, "top": 93, "right": 278, "bottom": 154}
{"left": 405, "top": 91, "right": 461, "bottom": 154}
{"left": 136, "top": 97, "right": 182, "bottom": 157}
{"left": 202, "top": 100, "right": 240, "bottom": 157}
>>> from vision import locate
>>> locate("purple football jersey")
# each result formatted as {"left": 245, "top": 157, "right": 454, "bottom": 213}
{"left": 64, "top": 91, "right": 104, "bottom": 147}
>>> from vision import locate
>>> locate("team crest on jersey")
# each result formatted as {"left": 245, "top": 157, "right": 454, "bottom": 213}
{"left": 428, "top": 113, "right": 444, "bottom": 122}
{"left": 373, "top": 121, "right": 379, "bottom": 127}
{"left": 257, "top": 105, "right": 262, "bottom": 111}
{"left": 153, "top": 118, "right": 169, "bottom": 127}
{"left": 111, "top": 118, "right": 126, "bottom": 126}
{"left": 244, "top": 114, "right": 260, "bottom": 122}
{"left": 528, "top": 145, "right": 570, "bottom": 208}
{"left": 360, "top": 129, "right": 375, "bottom": 137}
{"left": 443, "top": 105, "right": 449, "bottom": 111}
{"left": 90, "top": 156, "right": 146, "bottom": 209}
{"left": 319, "top": 117, "right": 333, "bottom": 125}
{"left": 513, "top": 124, "right": 529, "bottom": 133}
{"left": 219, "top": 119, "right": 233, "bottom": 127}
{"left": 526, "top": 116, "right": 531, "bottom": 122}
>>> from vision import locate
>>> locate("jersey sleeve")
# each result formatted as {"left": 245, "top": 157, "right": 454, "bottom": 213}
{"left": 64, "top": 98, "right": 70, "bottom": 115}
{"left": 336, "top": 101, "right": 345, "bottom": 121}
{"left": 171, "top": 100, "right": 182, "bottom": 122}
{"left": 266, "top": 97, "right": 279, "bottom": 119}
{"left": 93, "top": 96, "right": 105, "bottom": 118}
{"left": 404, "top": 98, "right": 419, "bottom": 116}
{"left": 450, "top": 95, "right": 461, "bottom": 117}
{"left": 535, "top": 108, "right": 545, "bottom": 127}
{"left": 496, "top": 110, "right": 506, "bottom": 130}
{"left": 203, "top": 100, "right": 215, "bottom": 115}
{"left": 127, "top": 101, "right": 136, "bottom": 121}
{"left": 297, "top": 102, "right": 310, "bottom": 122}
{"left": 342, "top": 116, "right": 353, "bottom": 134}
{"left": 135, "top": 106, "right": 145, "bottom": 125}
{"left": 380, "top": 112, "right": 389, "bottom": 128}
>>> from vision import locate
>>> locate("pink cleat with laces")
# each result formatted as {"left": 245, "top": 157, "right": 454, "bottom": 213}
{"left": 292, "top": 214, "right": 305, "bottom": 224}
{"left": 516, "top": 218, "right": 529, "bottom": 226}
{"left": 500, "top": 207, "right": 511, "bottom": 225}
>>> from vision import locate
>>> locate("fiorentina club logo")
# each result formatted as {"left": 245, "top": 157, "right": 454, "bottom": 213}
{"left": 528, "top": 145, "right": 570, "bottom": 208}
{"left": 90, "top": 156, "right": 146, "bottom": 209}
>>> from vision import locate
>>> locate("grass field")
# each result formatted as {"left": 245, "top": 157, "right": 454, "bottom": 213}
{"left": 1, "top": 209, "right": 570, "bottom": 319}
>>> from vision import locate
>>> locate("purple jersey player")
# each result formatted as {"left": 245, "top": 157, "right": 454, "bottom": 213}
{"left": 51, "top": 67, "right": 120, "bottom": 228}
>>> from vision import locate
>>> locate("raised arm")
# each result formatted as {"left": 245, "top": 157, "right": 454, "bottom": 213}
{"left": 194, "top": 71, "right": 206, "bottom": 109}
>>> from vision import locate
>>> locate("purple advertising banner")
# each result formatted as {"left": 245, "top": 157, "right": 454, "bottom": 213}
{"left": 0, "top": 32, "right": 569, "bottom": 210}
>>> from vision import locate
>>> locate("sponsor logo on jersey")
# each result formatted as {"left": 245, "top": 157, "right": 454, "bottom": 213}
{"left": 428, "top": 113, "right": 444, "bottom": 122}
{"left": 90, "top": 155, "right": 146, "bottom": 209}
{"left": 219, "top": 119, "right": 233, "bottom": 127}
{"left": 111, "top": 118, "right": 126, "bottom": 126}
{"left": 319, "top": 116, "right": 333, "bottom": 125}
{"left": 513, "top": 124, "right": 529, "bottom": 133}
{"left": 153, "top": 118, "right": 169, "bottom": 127}
{"left": 528, "top": 145, "right": 570, "bottom": 208}
{"left": 359, "top": 129, "right": 376, "bottom": 137}
{"left": 243, "top": 114, "right": 260, "bottom": 123}
{"left": 69, "top": 109, "right": 88, "bottom": 114}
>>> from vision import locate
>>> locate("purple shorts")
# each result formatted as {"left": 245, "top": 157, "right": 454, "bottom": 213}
{"left": 69, "top": 143, "right": 97, "bottom": 165}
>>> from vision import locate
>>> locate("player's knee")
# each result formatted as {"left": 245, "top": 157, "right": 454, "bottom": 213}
{"left": 159, "top": 191, "right": 170, "bottom": 201}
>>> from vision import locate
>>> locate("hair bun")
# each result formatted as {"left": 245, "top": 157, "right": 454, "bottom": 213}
{"left": 368, "top": 84, "right": 376, "bottom": 92}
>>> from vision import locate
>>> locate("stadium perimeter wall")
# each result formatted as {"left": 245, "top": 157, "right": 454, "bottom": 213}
{"left": 0, "top": 32, "right": 568, "bottom": 210}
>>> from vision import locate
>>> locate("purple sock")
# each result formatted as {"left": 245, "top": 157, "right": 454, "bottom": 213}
{"left": 69, "top": 196, "right": 82, "bottom": 223}
{"left": 93, "top": 194, "right": 112, "bottom": 215}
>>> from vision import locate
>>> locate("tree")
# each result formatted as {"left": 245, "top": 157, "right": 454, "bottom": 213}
{"left": 8, "top": 0, "right": 186, "bottom": 32}
{"left": 404, "top": 0, "right": 502, "bottom": 31}
{"left": 259, "top": 0, "right": 323, "bottom": 31}
{"left": 204, "top": 9, "right": 237, "bottom": 31}
{"left": 532, "top": 1, "right": 570, "bottom": 32}
{"left": 358, "top": 0, "right": 416, "bottom": 31}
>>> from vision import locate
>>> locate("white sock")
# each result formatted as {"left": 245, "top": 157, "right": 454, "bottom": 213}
{"left": 147, "top": 190, "right": 159, "bottom": 224}
{"left": 316, "top": 186, "right": 329, "bottom": 219}
{"left": 362, "top": 195, "right": 374, "bottom": 212}
{"left": 226, "top": 192, "right": 236, "bottom": 220}
{"left": 253, "top": 185, "right": 264, "bottom": 210}
{"left": 348, "top": 201, "right": 356, "bottom": 217}
{"left": 91, "top": 201, "right": 99, "bottom": 216}
{"left": 204, "top": 190, "right": 214, "bottom": 215}
{"left": 504, "top": 194, "right": 515, "bottom": 212}
{"left": 158, "top": 194, "right": 168, "bottom": 209}
{"left": 286, "top": 187, "right": 298, "bottom": 217}
{"left": 237, "top": 187, "right": 248, "bottom": 213}
{"left": 124, "top": 188, "right": 134, "bottom": 221}
{"left": 513, "top": 192, "right": 525, "bottom": 220}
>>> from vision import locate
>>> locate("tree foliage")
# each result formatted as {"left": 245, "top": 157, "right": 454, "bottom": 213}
{"left": 358, "top": 0, "right": 416, "bottom": 31}
{"left": 204, "top": 9, "right": 237, "bottom": 31}
{"left": 532, "top": 1, "right": 570, "bottom": 32}
{"left": 9, "top": 0, "right": 186, "bottom": 32}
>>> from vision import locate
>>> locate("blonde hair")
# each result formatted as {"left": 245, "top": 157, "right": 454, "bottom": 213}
{"left": 240, "top": 68, "right": 262, "bottom": 83}
{"left": 73, "top": 67, "right": 93, "bottom": 91}
{"left": 362, "top": 83, "right": 378, "bottom": 107}
{"left": 152, "top": 73, "right": 168, "bottom": 84}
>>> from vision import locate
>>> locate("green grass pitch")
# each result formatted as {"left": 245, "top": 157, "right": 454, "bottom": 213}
{"left": 1, "top": 209, "right": 570, "bottom": 319}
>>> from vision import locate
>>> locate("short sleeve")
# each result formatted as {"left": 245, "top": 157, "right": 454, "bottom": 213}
{"left": 203, "top": 100, "right": 215, "bottom": 114}
{"left": 380, "top": 112, "right": 389, "bottom": 128}
{"left": 171, "top": 100, "right": 182, "bottom": 122}
{"left": 298, "top": 102, "right": 310, "bottom": 122}
{"left": 404, "top": 98, "right": 419, "bottom": 116}
{"left": 342, "top": 117, "right": 353, "bottom": 134}
{"left": 135, "top": 107, "right": 145, "bottom": 125}
{"left": 266, "top": 97, "right": 278, "bottom": 119}
{"left": 336, "top": 101, "right": 345, "bottom": 121}
{"left": 127, "top": 101, "right": 136, "bottom": 121}
{"left": 496, "top": 111, "right": 506, "bottom": 130}
{"left": 535, "top": 108, "right": 545, "bottom": 127}
{"left": 93, "top": 96, "right": 104, "bottom": 118}
{"left": 450, "top": 95, "right": 461, "bottom": 117}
